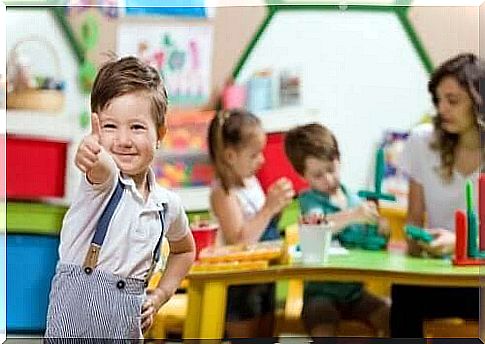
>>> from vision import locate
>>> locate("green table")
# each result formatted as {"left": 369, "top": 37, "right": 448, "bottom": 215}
{"left": 183, "top": 249, "right": 482, "bottom": 339}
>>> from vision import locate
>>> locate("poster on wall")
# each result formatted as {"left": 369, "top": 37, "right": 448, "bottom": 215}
{"left": 117, "top": 23, "right": 213, "bottom": 107}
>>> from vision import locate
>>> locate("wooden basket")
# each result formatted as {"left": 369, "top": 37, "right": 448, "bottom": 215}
{"left": 7, "top": 36, "right": 65, "bottom": 112}
{"left": 7, "top": 89, "right": 64, "bottom": 112}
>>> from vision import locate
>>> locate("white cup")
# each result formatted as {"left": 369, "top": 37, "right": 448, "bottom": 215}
{"left": 298, "top": 223, "right": 333, "bottom": 264}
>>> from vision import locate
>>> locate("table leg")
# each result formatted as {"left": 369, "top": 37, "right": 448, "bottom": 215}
{"left": 199, "top": 281, "right": 227, "bottom": 339}
{"left": 183, "top": 281, "right": 203, "bottom": 339}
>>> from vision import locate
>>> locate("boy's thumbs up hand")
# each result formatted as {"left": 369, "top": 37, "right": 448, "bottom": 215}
{"left": 75, "top": 113, "right": 103, "bottom": 173}
{"left": 90, "top": 112, "right": 102, "bottom": 142}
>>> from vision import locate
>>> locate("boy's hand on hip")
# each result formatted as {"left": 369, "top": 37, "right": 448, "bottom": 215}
{"left": 75, "top": 113, "right": 103, "bottom": 173}
{"left": 141, "top": 288, "right": 169, "bottom": 333}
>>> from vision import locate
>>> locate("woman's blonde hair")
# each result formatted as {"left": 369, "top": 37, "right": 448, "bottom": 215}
{"left": 428, "top": 53, "right": 485, "bottom": 181}
{"left": 207, "top": 108, "right": 261, "bottom": 193}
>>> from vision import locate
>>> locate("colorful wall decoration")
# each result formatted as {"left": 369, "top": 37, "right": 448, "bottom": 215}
{"left": 117, "top": 23, "right": 213, "bottom": 107}
{"left": 153, "top": 110, "right": 215, "bottom": 188}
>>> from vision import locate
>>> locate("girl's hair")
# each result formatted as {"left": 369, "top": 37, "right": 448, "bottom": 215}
{"left": 207, "top": 108, "right": 262, "bottom": 193}
{"left": 428, "top": 53, "right": 485, "bottom": 181}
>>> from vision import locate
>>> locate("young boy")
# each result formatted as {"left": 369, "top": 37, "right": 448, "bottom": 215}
{"left": 284, "top": 123, "right": 389, "bottom": 337}
{"left": 45, "top": 56, "right": 195, "bottom": 339}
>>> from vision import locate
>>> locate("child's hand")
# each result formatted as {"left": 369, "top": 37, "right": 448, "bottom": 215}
{"left": 377, "top": 217, "right": 391, "bottom": 237}
{"left": 353, "top": 201, "right": 379, "bottom": 224}
{"left": 264, "top": 177, "right": 295, "bottom": 215}
{"left": 75, "top": 113, "right": 103, "bottom": 173}
{"left": 141, "top": 288, "right": 169, "bottom": 333}
{"left": 419, "top": 228, "right": 455, "bottom": 257}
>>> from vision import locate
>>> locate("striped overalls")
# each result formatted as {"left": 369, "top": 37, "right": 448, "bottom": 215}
{"left": 45, "top": 180, "right": 166, "bottom": 339}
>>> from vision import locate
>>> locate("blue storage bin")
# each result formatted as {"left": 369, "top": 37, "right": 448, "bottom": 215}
{"left": 7, "top": 234, "right": 59, "bottom": 332}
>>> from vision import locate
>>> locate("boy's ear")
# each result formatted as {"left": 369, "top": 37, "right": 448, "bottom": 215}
{"left": 157, "top": 125, "right": 167, "bottom": 141}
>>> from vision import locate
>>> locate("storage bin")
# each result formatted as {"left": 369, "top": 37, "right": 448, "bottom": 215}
{"left": 7, "top": 234, "right": 59, "bottom": 332}
{"left": 7, "top": 202, "right": 68, "bottom": 235}
{"left": 7, "top": 135, "right": 68, "bottom": 199}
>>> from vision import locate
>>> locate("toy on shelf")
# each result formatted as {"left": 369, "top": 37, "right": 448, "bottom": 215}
{"left": 356, "top": 147, "right": 396, "bottom": 250}
{"left": 7, "top": 36, "right": 65, "bottom": 112}
{"left": 453, "top": 175, "right": 485, "bottom": 265}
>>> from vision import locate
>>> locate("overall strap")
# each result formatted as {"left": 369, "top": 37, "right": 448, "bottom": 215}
{"left": 83, "top": 180, "right": 125, "bottom": 274}
{"left": 144, "top": 204, "right": 167, "bottom": 287}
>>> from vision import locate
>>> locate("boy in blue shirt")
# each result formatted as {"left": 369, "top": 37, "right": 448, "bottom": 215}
{"left": 284, "top": 123, "right": 389, "bottom": 338}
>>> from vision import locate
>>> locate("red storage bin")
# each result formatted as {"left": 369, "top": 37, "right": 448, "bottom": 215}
{"left": 256, "top": 132, "right": 309, "bottom": 194}
{"left": 7, "top": 135, "right": 68, "bottom": 199}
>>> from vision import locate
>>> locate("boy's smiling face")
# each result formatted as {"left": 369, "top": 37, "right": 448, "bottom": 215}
{"left": 303, "top": 157, "right": 341, "bottom": 195}
{"left": 97, "top": 92, "right": 164, "bottom": 185}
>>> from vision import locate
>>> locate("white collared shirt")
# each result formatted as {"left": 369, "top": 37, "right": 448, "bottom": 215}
{"left": 58, "top": 160, "right": 189, "bottom": 279}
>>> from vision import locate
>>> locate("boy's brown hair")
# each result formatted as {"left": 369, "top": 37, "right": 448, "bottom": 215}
{"left": 284, "top": 123, "right": 340, "bottom": 175}
{"left": 91, "top": 55, "right": 168, "bottom": 127}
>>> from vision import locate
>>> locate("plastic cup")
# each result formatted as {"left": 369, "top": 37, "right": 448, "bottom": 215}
{"left": 191, "top": 223, "right": 218, "bottom": 260}
{"left": 298, "top": 223, "right": 332, "bottom": 264}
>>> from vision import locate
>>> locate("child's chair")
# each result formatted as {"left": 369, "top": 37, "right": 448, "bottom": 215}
{"left": 423, "top": 318, "right": 479, "bottom": 338}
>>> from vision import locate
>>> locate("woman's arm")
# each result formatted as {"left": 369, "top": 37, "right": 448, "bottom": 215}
{"left": 407, "top": 178, "right": 426, "bottom": 227}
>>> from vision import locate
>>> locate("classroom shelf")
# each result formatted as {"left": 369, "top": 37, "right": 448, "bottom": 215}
{"left": 173, "top": 186, "right": 210, "bottom": 212}
{"left": 6, "top": 109, "right": 76, "bottom": 141}
{"left": 255, "top": 106, "right": 321, "bottom": 133}
{"left": 7, "top": 201, "right": 68, "bottom": 235}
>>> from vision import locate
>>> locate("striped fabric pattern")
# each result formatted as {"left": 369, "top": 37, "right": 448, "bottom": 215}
{"left": 45, "top": 264, "right": 145, "bottom": 339}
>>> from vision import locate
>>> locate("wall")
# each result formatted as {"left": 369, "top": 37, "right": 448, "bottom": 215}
{"left": 67, "top": 5, "right": 267, "bottom": 108}
{"left": 409, "top": 5, "right": 479, "bottom": 67}
{"left": 66, "top": 4, "right": 479, "bottom": 105}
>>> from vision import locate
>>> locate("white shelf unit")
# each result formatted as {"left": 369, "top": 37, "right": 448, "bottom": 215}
{"left": 173, "top": 186, "right": 211, "bottom": 212}
{"left": 6, "top": 109, "right": 77, "bottom": 142}
{"left": 257, "top": 106, "right": 321, "bottom": 133}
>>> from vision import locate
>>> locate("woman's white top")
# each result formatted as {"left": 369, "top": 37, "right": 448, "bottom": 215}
{"left": 398, "top": 123, "right": 479, "bottom": 232}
